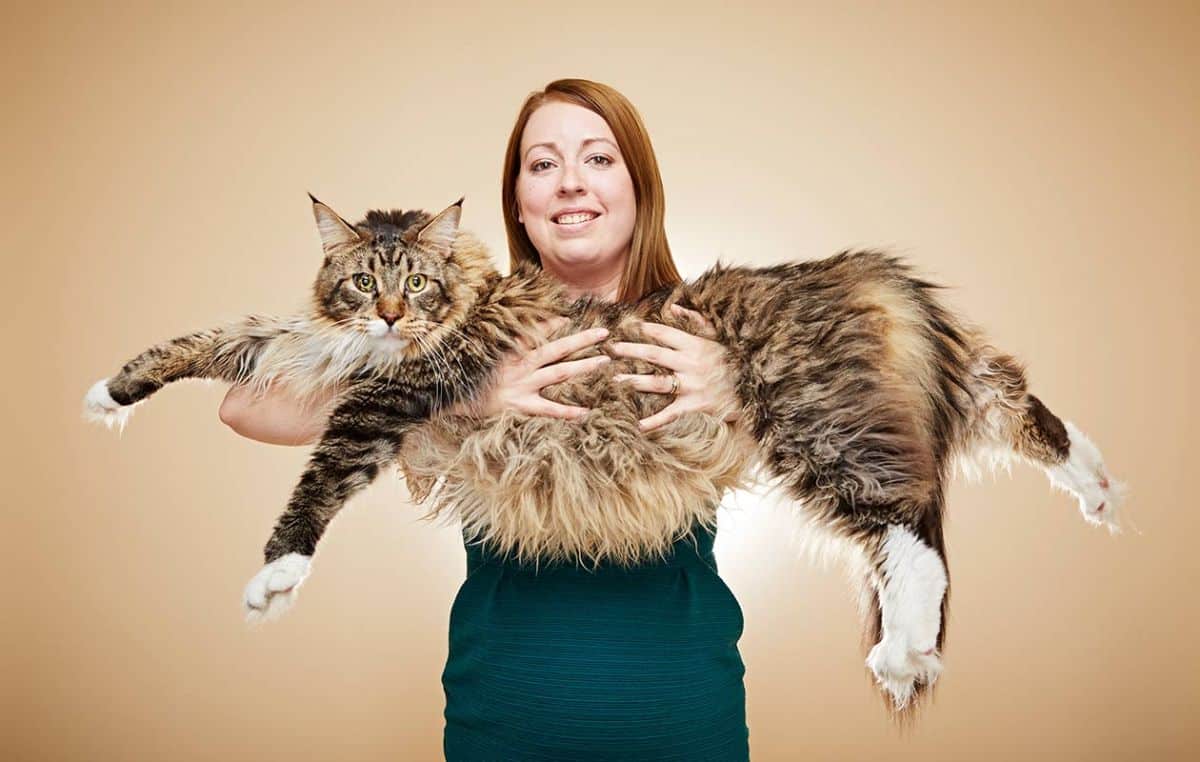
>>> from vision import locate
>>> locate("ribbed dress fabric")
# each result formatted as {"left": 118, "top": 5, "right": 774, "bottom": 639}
{"left": 441, "top": 523, "right": 750, "bottom": 760}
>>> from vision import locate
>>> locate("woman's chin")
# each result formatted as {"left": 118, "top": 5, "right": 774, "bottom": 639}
{"left": 542, "top": 246, "right": 622, "bottom": 272}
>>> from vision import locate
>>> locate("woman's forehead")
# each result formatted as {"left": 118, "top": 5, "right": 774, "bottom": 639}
{"left": 521, "top": 101, "right": 617, "bottom": 155}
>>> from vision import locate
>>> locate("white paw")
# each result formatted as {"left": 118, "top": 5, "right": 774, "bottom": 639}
{"left": 82, "top": 378, "right": 139, "bottom": 433}
{"left": 1047, "top": 421, "right": 1126, "bottom": 533}
{"left": 242, "top": 553, "right": 312, "bottom": 624}
{"left": 866, "top": 637, "right": 943, "bottom": 710}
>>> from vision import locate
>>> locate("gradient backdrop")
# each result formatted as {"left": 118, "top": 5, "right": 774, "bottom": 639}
{"left": 4, "top": 2, "right": 1197, "bottom": 760}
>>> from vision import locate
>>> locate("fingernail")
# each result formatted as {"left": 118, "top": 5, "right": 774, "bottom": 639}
{"left": 596, "top": 355, "right": 611, "bottom": 363}
{"left": 594, "top": 328, "right": 609, "bottom": 337}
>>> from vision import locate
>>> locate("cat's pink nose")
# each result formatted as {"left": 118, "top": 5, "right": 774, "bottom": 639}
{"left": 380, "top": 312, "right": 400, "bottom": 326}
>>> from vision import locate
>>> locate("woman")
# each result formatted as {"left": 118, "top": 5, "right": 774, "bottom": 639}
{"left": 220, "top": 78, "right": 751, "bottom": 760}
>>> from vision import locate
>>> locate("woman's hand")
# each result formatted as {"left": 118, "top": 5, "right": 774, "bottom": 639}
{"left": 445, "top": 317, "right": 612, "bottom": 420}
{"left": 608, "top": 304, "right": 741, "bottom": 432}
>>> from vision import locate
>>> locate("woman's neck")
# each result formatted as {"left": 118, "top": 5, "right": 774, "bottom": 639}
{"left": 543, "top": 258, "right": 624, "bottom": 303}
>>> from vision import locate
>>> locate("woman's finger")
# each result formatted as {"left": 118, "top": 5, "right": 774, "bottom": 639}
{"left": 512, "top": 333, "right": 535, "bottom": 354}
{"left": 528, "top": 327, "right": 610, "bottom": 368}
{"left": 670, "top": 304, "right": 718, "bottom": 339}
{"left": 612, "top": 373, "right": 678, "bottom": 394}
{"left": 633, "top": 319, "right": 701, "bottom": 351}
{"left": 532, "top": 315, "right": 571, "bottom": 338}
{"left": 529, "top": 353, "right": 612, "bottom": 389}
{"left": 638, "top": 402, "right": 684, "bottom": 432}
{"left": 518, "top": 397, "right": 591, "bottom": 420}
{"left": 515, "top": 316, "right": 570, "bottom": 354}
{"left": 608, "top": 340, "right": 680, "bottom": 370}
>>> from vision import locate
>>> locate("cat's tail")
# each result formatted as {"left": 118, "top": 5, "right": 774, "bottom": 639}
{"left": 957, "top": 345, "right": 1126, "bottom": 532}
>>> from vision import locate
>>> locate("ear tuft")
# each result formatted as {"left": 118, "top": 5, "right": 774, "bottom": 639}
{"left": 416, "top": 199, "right": 464, "bottom": 253}
{"left": 310, "top": 196, "right": 361, "bottom": 254}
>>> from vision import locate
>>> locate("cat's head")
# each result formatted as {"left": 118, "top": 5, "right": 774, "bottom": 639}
{"left": 307, "top": 195, "right": 497, "bottom": 359}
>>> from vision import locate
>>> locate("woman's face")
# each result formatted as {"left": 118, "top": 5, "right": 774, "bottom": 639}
{"left": 516, "top": 101, "right": 637, "bottom": 281}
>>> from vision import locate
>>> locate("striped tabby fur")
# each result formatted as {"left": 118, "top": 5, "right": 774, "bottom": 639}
{"left": 84, "top": 197, "right": 1123, "bottom": 715}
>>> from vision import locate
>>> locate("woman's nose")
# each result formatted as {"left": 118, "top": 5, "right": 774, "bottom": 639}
{"left": 557, "top": 163, "right": 586, "bottom": 195}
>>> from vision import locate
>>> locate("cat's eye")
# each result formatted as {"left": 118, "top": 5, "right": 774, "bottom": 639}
{"left": 406, "top": 273, "right": 427, "bottom": 293}
{"left": 353, "top": 273, "right": 375, "bottom": 292}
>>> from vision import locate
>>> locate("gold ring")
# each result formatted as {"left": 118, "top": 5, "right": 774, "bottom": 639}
{"left": 668, "top": 374, "right": 679, "bottom": 395}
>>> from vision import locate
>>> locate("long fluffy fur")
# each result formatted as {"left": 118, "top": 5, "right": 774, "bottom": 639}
{"left": 84, "top": 200, "right": 1124, "bottom": 716}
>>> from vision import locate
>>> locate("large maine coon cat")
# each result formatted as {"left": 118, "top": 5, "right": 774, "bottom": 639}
{"left": 83, "top": 196, "right": 1123, "bottom": 712}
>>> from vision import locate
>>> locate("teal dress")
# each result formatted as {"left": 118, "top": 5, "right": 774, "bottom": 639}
{"left": 441, "top": 522, "right": 750, "bottom": 760}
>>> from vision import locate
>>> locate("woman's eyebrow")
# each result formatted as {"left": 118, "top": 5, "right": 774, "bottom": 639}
{"left": 523, "top": 137, "right": 617, "bottom": 159}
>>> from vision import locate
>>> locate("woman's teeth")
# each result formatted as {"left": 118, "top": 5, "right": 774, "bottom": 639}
{"left": 555, "top": 212, "right": 598, "bottom": 225}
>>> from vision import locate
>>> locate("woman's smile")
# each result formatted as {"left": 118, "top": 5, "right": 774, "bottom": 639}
{"left": 552, "top": 208, "right": 602, "bottom": 233}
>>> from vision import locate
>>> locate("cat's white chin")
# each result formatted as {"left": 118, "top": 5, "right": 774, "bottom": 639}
{"left": 365, "top": 331, "right": 410, "bottom": 356}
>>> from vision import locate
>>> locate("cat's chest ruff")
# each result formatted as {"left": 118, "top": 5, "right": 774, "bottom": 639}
{"left": 398, "top": 410, "right": 758, "bottom": 567}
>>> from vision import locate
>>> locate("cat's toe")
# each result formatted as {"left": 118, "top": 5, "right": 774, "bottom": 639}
{"left": 910, "top": 647, "right": 943, "bottom": 689}
{"left": 242, "top": 553, "right": 312, "bottom": 624}
{"left": 1083, "top": 473, "right": 1127, "bottom": 533}
{"left": 244, "top": 588, "right": 299, "bottom": 624}
{"left": 1049, "top": 422, "right": 1126, "bottom": 533}
{"left": 82, "top": 378, "right": 136, "bottom": 433}
{"left": 867, "top": 640, "right": 913, "bottom": 710}
{"left": 866, "top": 639, "right": 942, "bottom": 711}
{"left": 1075, "top": 466, "right": 1126, "bottom": 533}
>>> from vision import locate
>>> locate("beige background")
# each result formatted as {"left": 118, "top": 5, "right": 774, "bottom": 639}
{"left": 4, "top": 1, "right": 1197, "bottom": 760}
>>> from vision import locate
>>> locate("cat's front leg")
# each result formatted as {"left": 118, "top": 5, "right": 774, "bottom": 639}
{"left": 242, "top": 379, "right": 425, "bottom": 622}
{"left": 84, "top": 314, "right": 296, "bottom": 432}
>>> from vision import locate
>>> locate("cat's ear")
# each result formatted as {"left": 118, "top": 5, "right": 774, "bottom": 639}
{"left": 416, "top": 197, "right": 464, "bottom": 255}
{"left": 308, "top": 193, "right": 362, "bottom": 255}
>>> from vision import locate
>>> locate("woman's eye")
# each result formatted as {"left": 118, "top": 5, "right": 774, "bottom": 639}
{"left": 530, "top": 159, "right": 553, "bottom": 172}
{"left": 588, "top": 155, "right": 614, "bottom": 167}
{"left": 406, "top": 273, "right": 427, "bottom": 292}
{"left": 353, "top": 273, "right": 375, "bottom": 292}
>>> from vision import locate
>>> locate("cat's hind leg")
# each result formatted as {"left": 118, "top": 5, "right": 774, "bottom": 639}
{"left": 966, "top": 349, "right": 1125, "bottom": 531}
{"left": 860, "top": 521, "right": 949, "bottom": 713}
